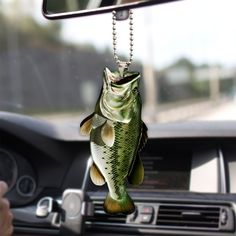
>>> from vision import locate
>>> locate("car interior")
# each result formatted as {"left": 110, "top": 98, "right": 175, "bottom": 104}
{"left": 1, "top": 0, "right": 236, "bottom": 235}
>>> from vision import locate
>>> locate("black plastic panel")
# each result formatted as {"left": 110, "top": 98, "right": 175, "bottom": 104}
{"left": 2, "top": 112, "right": 236, "bottom": 235}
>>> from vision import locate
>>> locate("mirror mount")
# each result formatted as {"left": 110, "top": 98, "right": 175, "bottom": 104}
{"left": 42, "top": 0, "right": 181, "bottom": 20}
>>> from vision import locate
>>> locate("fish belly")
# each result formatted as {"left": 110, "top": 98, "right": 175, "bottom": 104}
{"left": 91, "top": 121, "right": 140, "bottom": 200}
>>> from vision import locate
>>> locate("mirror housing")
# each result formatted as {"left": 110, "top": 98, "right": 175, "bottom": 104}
{"left": 42, "top": 0, "right": 180, "bottom": 20}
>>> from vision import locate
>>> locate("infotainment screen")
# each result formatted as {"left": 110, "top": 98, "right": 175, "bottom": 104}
{"left": 129, "top": 152, "right": 192, "bottom": 191}
{"left": 87, "top": 151, "right": 192, "bottom": 192}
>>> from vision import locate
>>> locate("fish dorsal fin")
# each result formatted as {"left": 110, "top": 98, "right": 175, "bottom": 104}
{"left": 128, "top": 154, "right": 144, "bottom": 186}
{"left": 101, "top": 121, "right": 115, "bottom": 147}
{"left": 80, "top": 113, "right": 94, "bottom": 135}
{"left": 139, "top": 122, "right": 148, "bottom": 151}
{"left": 90, "top": 163, "right": 106, "bottom": 186}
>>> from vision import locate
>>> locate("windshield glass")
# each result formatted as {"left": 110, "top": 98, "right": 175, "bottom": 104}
{"left": 1, "top": 0, "right": 236, "bottom": 124}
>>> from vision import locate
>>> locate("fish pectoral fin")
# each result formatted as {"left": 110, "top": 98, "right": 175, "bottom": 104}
{"left": 90, "top": 163, "right": 106, "bottom": 186}
{"left": 104, "top": 192, "right": 135, "bottom": 215}
{"left": 80, "top": 113, "right": 94, "bottom": 135}
{"left": 139, "top": 121, "right": 148, "bottom": 151}
{"left": 92, "top": 114, "right": 106, "bottom": 129}
{"left": 101, "top": 121, "right": 115, "bottom": 147}
{"left": 128, "top": 154, "right": 144, "bottom": 186}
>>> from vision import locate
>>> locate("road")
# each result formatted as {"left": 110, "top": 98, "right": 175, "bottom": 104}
{"left": 38, "top": 99, "right": 236, "bottom": 124}
{"left": 190, "top": 100, "right": 236, "bottom": 121}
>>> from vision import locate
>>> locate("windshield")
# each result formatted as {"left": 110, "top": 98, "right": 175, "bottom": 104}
{"left": 1, "top": 0, "right": 236, "bottom": 124}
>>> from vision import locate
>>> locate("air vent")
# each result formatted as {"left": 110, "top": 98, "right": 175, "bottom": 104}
{"left": 87, "top": 201, "right": 126, "bottom": 226}
{"left": 156, "top": 204, "right": 234, "bottom": 231}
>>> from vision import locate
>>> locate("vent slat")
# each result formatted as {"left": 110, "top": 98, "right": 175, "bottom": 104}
{"left": 159, "top": 209, "right": 219, "bottom": 214}
{"left": 157, "top": 205, "right": 220, "bottom": 229}
{"left": 157, "top": 219, "right": 219, "bottom": 225}
{"left": 158, "top": 214, "right": 219, "bottom": 221}
{"left": 89, "top": 202, "right": 126, "bottom": 224}
{"left": 159, "top": 207, "right": 219, "bottom": 212}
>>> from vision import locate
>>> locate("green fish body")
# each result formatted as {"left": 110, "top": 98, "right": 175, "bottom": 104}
{"left": 80, "top": 68, "right": 147, "bottom": 214}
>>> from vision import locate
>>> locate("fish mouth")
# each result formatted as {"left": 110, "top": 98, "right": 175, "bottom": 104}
{"left": 111, "top": 72, "right": 140, "bottom": 85}
{"left": 104, "top": 68, "right": 140, "bottom": 91}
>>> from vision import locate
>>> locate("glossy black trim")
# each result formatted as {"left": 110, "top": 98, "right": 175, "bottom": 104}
{"left": 42, "top": 0, "right": 182, "bottom": 20}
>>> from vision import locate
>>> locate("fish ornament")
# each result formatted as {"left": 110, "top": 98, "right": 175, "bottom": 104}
{"left": 80, "top": 67, "right": 148, "bottom": 215}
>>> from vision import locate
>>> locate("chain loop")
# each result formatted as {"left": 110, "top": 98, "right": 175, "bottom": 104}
{"left": 112, "top": 10, "right": 134, "bottom": 75}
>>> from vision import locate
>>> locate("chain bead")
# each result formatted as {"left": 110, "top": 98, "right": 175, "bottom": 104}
{"left": 112, "top": 10, "right": 134, "bottom": 71}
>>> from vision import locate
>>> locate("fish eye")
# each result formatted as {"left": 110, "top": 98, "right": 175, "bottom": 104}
{"left": 132, "top": 87, "right": 138, "bottom": 94}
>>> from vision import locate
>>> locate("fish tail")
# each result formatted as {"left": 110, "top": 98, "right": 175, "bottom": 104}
{"left": 104, "top": 192, "right": 135, "bottom": 215}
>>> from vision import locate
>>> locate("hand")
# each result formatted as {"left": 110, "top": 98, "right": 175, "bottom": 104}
{"left": 0, "top": 182, "right": 13, "bottom": 236}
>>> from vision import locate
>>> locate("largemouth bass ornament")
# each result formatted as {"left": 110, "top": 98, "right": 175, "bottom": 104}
{"left": 80, "top": 68, "right": 147, "bottom": 214}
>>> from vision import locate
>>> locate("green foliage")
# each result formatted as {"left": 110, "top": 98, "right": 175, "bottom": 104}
{"left": 191, "top": 80, "right": 210, "bottom": 98}
{"left": 0, "top": 11, "right": 62, "bottom": 52}
{"left": 220, "top": 78, "right": 234, "bottom": 95}
{"left": 158, "top": 57, "right": 210, "bottom": 103}
{"left": 18, "top": 17, "right": 62, "bottom": 46}
{"left": 170, "top": 57, "right": 195, "bottom": 70}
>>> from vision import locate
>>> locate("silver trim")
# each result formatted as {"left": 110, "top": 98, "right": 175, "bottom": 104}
{"left": 36, "top": 197, "right": 53, "bottom": 218}
{"left": 218, "top": 148, "right": 227, "bottom": 193}
{"left": 81, "top": 157, "right": 93, "bottom": 191}
{"left": 16, "top": 175, "right": 36, "bottom": 197}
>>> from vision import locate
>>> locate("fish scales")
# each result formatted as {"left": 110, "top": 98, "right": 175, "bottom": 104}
{"left": 80, "top": 68, "right": 147, "bottom": 214}
{"left": 91, "top": 117, "right": 141, "bottom": 200}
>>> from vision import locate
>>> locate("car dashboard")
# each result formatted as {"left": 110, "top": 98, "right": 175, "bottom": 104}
{"left": 1, "top": 111, "right": 236, "bottom": 236}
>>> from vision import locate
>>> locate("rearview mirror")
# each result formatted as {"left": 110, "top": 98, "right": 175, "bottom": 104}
{"left": 42, "top": 0, "right": 180, "bottom": 19}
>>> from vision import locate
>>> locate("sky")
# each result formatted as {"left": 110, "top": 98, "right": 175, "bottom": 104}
{"left": 17, "top": 0, "right": 236, "bottom": 69}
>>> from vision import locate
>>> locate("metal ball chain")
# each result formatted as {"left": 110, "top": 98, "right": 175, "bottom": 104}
{"left": 112, "top": 10, "right": 134, "bottom": 74}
